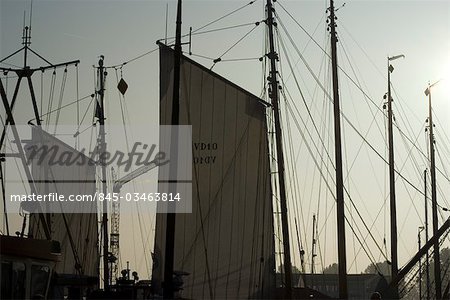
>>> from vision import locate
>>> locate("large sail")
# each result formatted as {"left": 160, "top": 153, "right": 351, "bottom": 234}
{"left": 152, "top": 45, "right": 275, "bottom": 299}
{"left": 27, "top": 127, "right": 99, "bottom": 277}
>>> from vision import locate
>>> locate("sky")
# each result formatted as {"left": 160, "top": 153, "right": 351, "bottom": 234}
{"left": 1, "top": 0, "right": 450, "bottom": 282}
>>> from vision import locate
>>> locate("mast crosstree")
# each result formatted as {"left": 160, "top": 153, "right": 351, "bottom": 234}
{"left": 0, "top": 22, "right": 79, "bottom": 240}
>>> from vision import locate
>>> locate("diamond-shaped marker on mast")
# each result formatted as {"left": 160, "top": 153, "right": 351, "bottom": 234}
{"left": 117, "top": 78, "right": 128, "bottom": 95}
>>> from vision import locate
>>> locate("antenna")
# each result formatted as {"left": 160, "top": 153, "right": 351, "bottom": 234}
{"left": 165, "top": 3, "right": 168, "bottom": 45}
{"left": 29, "top": 0, "right": 33, "bottom": 33}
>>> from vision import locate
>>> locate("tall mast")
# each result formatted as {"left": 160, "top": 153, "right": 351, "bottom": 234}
{"left": 163, "top": 0, "right": 182, "bottom": 298}
{"left": 418, "top": 226, "right": 424, "bottom": 299}
{"left": 424, "top": 169, "right": 430, "bottom": 300}
{"left": 96, "top": 56, "right": 110, "bottom": 290}
{"left": 265, "top": 0, "right": 292, "bottom": 296}
{"left": 425, "top": 81, "right": 441, "bottom": 299}
{"left": 386, "top": 53, "right": 404, "bottom": 298}
{"left": 328, "top": 1, "right": 347, "bottom": 297}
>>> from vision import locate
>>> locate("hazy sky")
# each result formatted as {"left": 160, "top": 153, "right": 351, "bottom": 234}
{"left": 1, "top": 0, "right": 450, "bottom": 280}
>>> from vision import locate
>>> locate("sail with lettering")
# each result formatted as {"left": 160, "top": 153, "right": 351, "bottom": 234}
{"left": 151, "top": 44, "right": 275, "bottom": 299}
{"left": 27, "top": 127, "right": 99, "bottom": 277}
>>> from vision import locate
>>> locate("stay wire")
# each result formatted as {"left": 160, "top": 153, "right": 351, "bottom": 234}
{"left": 277, "top": 19, "right": 390, "bottom": 264}
{"left": 210, "top": 23, "right": 260, "bottom": 70}
{"left": 30, "top": 94, "right": 93, "bottom": 123}
{"left": 279, "top": 0, "right": 443, "bottom": 184}
{"left": 54, "top": 67, "right": 68, "bottom": 133}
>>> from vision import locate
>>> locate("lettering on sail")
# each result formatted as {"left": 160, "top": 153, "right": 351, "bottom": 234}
{"left": 193, "top": 142, "right": 217, "bottom": 164}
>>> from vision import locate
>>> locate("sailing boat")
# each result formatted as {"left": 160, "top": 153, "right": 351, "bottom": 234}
{"left": 152, "top": 42, "right": 276, "bottom": 298}
{"left": 151, "top": 0, "right": 331, "bottom": 298}
{"left": 150, "top": 0, "right": 450, "bottom": 299}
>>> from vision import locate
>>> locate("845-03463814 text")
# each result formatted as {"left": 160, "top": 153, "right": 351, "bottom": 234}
{"left": 10, "top": 192, "right": 181, "bottom": 202}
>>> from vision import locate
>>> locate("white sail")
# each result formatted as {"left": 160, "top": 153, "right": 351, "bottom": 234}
{"left": 152, "top": 45, "right": 275, "bottom": 299}
{"left": 27, "top": 128, "right": 99, "bottom": 277}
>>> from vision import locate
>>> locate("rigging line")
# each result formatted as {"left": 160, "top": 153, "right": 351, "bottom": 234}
{"left": 436, "top": 130, "right": 450, "bottom": 164}
{"left": 1, "top": 137, "right": 29, "bottom": 196}
{"left": 275, "top": 26, "right": 304, "bottom": 271}
{"left": 0, "top": 62, "right": 21, "bottom": 68}
{"left": 210, "top": 23, "right": 260, "bottom": 70}
{"left": 160, "top": 1, "right": 259, "bottom": 47}
{"left": 30, "top": 94, "right": 93, "bottom": 122}
{"left": 277, "top": 41, "right": 387, "bottom": 263}
{"left": 345, "top": 210, "right": 383, "bottom": 274}
{"left": 286, "top": 111, "right": 311, "bottom": 266}
{"left": 0, "top": 162, "right": 9, "bottom": 235}
{"left": 190, "top": 22, "right": 257, "bottom": 36}
{"left": 390, "top": 84, "right": 424, "bottom": 126}
{"left": 338, "top": 33, "right": 388, "bottom": 166}
{"left": 185, "top": 52, "right": 215, "bottom": 60}
{"left": 279, "top": 17, "right": 438, "bottom": 201}
{"left": 279, "top": 13, "right": 386, "bottom": 208}
{"left": 338, "top": 21, "right": 385, "bottom": 79}
{"left": 283, "top": 92, "right": 388, "bottom": 262}
{"left": 221, "top": 57, "right": 261, "bottom": 62}
{"left": 45, "top": 69, "right": 56, "bottom": 127}
{"left": 274, "top": 10, "right": 326, "bottom": 84}
{"left": 191, "top": 0, "right": 258, "bottom": 35}
{"left": 113, "top": 68, "right": 151, "bottom": 275}
{"left": 347, "top": 197, "right": 387, "bottom": 271}
{"left": 433, "top": 107, "right": 450, "bottom": 147}
{"left": 275, "top": 24, "right": 334, "bottom": 171}
{"left": 54, "top": 67, "right": 68, "bottom": 133}
{"left": 339, "top": 74, "right": 359, "bottom": 274}
{"left": 279, "top": 0, "right": 429, "bottom": 159}
{"left": 76, "top": 64, "right": 80, "bottom": 148}
{"left": 276, "top": 18, "right": 331, "bottom": 167}
{"left": 396, "top": 120, "right": 447, "bottom": 216}
{"left": 397, "top": 124, "right": 430, "bottom": 193}
{"left": 391, "top": 117, "right": 427, "bottom": 199}
{"left": 79, "top": 95, "right": 96, "bottom": 130}
{"left": 282, "top": 85, "right": 304, "bottom": 268}
{"left": 341, "top": 106, "right": 428, "bottom": 198}
{"left": 40, "top": 70, "right": 43, "bottom": 119}
{"left": 107, "top": 47, "right": 159, "bottom": 69}
{"left": 436, "top": 143, "right": 450, "bottom": 179}
{"left": 276, "top": 0, "right": 327, "bottom": 54}
{"left": 391, "top": 87, "right": 422, "bottom": 149}
{"left": 188, "top": 52, "right": 260, "bottom": 62}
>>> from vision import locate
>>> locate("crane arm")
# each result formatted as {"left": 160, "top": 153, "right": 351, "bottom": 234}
{"left": 113, "top": 160, "right": 158, "bottom": 192}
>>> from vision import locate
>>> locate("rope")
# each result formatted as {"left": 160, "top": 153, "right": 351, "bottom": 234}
{"left": 276, "top": 20, "right": 391, "bottom": 264}
{"left": 191, "top": 1, "right": 258, "bottom": 35}
{"left": 191, "top": 22, "right": 256, "bottom": 36}
{"left": 54, "top": 67, "right": 68, "bottom": 133}
{"left": 210, "top": 23, "right": 261, "bottom": 70}
{"left": 108, "top": 47, "right": 159, "bottom": 69}
{"left": 45, "top": 69, "right": 56, "bottom": 127}
{"left": 30, "top": 94, "right": 93, "bottom": 122}
{"left": 76, "top": 64, "right": 80, "bottom": 148}
{"left": 40, "top": 70, "right": 43, "bottom": 118}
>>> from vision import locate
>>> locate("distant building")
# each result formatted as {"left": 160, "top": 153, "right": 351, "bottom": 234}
{"left": 276, "top": 273, "right": 390, "bottom": 299}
